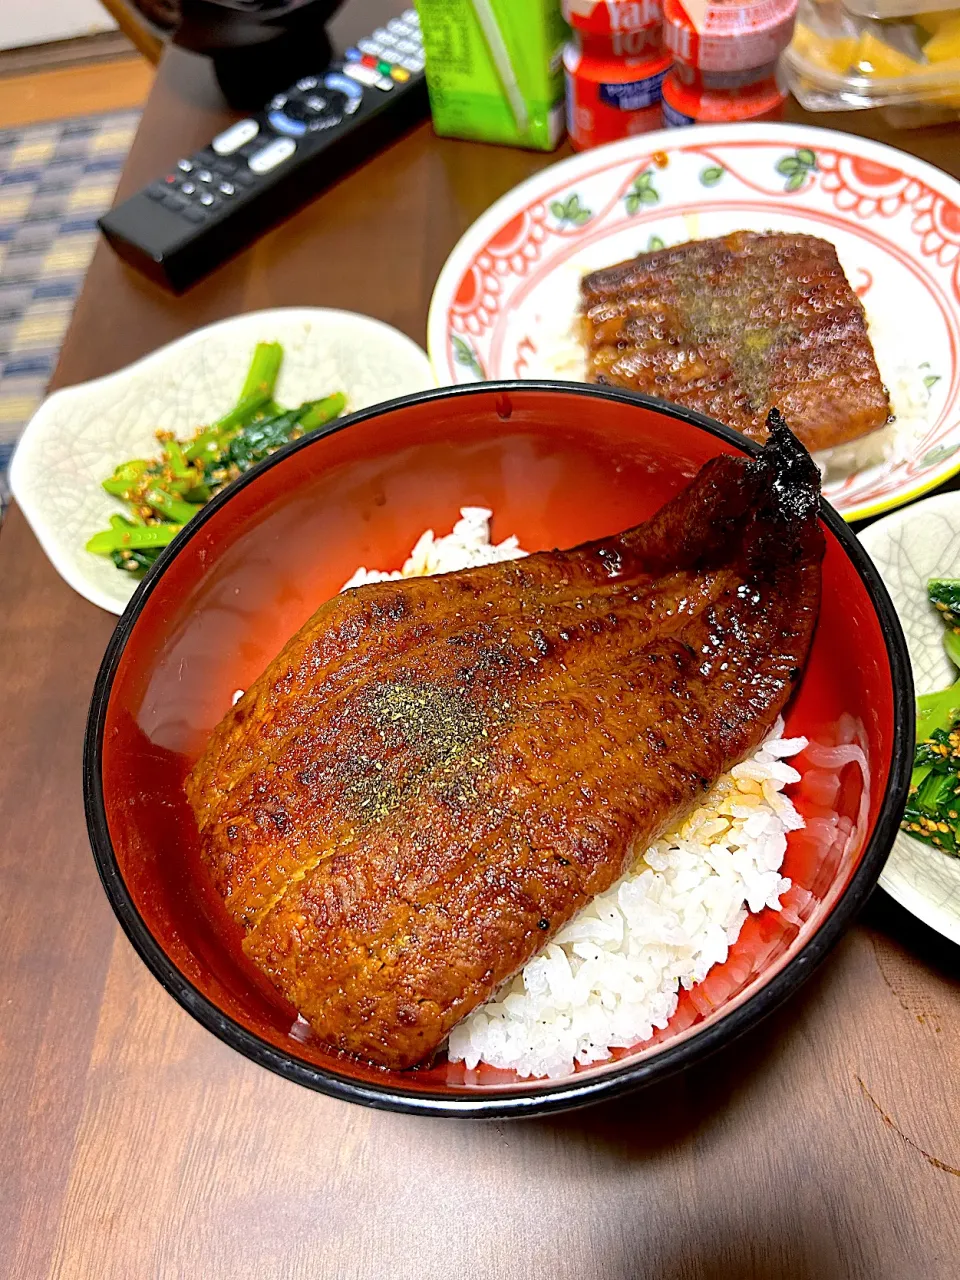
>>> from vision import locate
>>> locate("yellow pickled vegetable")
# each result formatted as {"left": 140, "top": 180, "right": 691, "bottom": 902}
{"left": 915, "top": 9, "right": 960, "bottom": 36}
{"left": 854, "top": 29, "right": 924, "bottom": 76}
{"left": 791, "top": 22, "right": 860, "bottom": 73}
{"left": 924, "top": 13, "right": 960, "bottom": 59}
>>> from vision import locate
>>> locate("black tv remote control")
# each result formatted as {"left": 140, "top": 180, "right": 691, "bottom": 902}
{"left": 99, "top": 9, "right": 427, "bottom": 292}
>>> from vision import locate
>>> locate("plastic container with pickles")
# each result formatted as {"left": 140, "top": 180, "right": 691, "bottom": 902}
{"left": 783, "top": 0, "right": 960, "bottom": 125}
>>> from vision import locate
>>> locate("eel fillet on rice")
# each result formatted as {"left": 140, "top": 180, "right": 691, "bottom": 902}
{"left": 186, "top": 413, "right": 824, "bottom": 1069}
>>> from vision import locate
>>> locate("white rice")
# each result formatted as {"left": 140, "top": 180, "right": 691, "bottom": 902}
{"left": 341, "top": 511, "right": 808, "bottom": 1081}
{"left": 341, "top": 506, "right": 526, "bottom": 590}
{"left": 448, "top": 728, "right": 805, "bottom": 1079}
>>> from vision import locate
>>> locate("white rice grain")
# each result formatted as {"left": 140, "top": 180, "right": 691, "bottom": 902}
{"left": 341, "top": 507, "right": 526, "bottom": 591}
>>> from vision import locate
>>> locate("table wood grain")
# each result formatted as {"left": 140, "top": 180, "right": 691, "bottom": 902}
{"left": 3, "top": 12, "right": 960, "bottom": 1276}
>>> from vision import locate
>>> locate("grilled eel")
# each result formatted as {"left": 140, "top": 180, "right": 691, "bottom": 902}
{"left": 186, "top": 413, "right": 824, "bottom": 1070}
{"left": 580, "top": 231, "right": 891, "bottom": 454}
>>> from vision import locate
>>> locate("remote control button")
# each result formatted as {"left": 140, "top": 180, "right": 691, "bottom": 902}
{"left": 180, "top": 181, "right": 197, "bottom": 195}
{"left": 198, "top": 191, "right": 218, "bottom": 208}
{"left": 305, "top": 95, "right": 328, "bottom": 113}
{"left": 361, "top": 54, "right": 378, "bottom": 68}
{"left": 296, "top": 76, "right": 318, "bottom": 91}
{"left": 372, "top": 27, "right": 391, "bottom": 41}
{"left": 146, "top": 183, "right": 167, "bottom": 200}
{"left": 375, "top": 76, "right": 395, "bottom": 91}
{"left": 308, "top": 115, "right": 341, "bottom": 131}
{"left": 398, "top": 55, "right": 423, "bottom": 72}
{"left": 387, "top": 17, "right": 408, "bottom": 33}
{"left": 197, "top": 169, "right": 214, "bottom": 183}
{"left": 163, "top": 192, "right": 187, "bottom": 211}
{"left": 211, "top": 118, "right": 260, "bottom": 156}
{"left": 357, "top": 38, "right": 378, "bottom": 55}
{"left": 390, "top": 66, "right": 411, "bottom": 82}
{"left": 164, "top": 173, "right": 178, "bottom": 184}
{"left": 176, "top": 158, "right": 194, "bottom": 173}
{"left": 269, "top": 94, "right": 287, "bottom": 111}
{"left": 345, "top": 45, "right": 360, "bottom": 61}
{"left": 324, "top": 71, "right": 364, "bottom": 101}
{"left": 268, "top": 110, "right": 307, "bottom": 137}
{"left": 218, "top": 180, "right": 236, "bottom": 196}
{"left": 343, "top": 62, "right": 381, "bottom": 87}
{"left": 182, "top": 206, "right": 205, "bottom": 223}
{"left": 377, "top": 61, "right": 393, "bottom": 75}
{"left": 247, "top": 136, "right": 297, "bottom": 174}
{"left": 396, "top": 38, "right": 417, "bottom": 54}
{"left": 403, "top": 8, "right": 419, "bottom": 24}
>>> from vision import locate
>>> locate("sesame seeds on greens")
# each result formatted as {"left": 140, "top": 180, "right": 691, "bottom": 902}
{"left": 901, "top": 577, "right": 960, "bottom": 858}
{"left": 85, "top": 341, "right": 346, "bottom": 578}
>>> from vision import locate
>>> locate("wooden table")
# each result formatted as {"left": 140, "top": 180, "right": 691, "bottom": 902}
{"left": 4, "top": 7, "right": 960, "bottom": 1275}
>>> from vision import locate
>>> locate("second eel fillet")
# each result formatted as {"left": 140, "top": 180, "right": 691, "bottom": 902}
{"left": 186, "top": 412, "right": 825, "bottom": 1069}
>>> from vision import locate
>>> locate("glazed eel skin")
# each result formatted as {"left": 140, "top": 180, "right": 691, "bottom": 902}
{"left": 186, "top": 414, "right": 824, "bottom": 1070}
{"left": 580, "top": 232, "right": 891, "bottom": 453}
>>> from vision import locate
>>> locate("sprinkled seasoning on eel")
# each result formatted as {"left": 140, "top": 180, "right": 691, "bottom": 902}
{"left": 580, "top": 231, "right": 891, "bottom": 454}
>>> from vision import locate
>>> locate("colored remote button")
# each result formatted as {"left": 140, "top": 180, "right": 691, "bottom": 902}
{"left": 324, "top": 71, "right": 363, "bottom": 99}
{"left": 390, "top": 66, "right": 411, "bottom": 81}
{"left": 268, "top": 110, "right": 307, "bottom": 136}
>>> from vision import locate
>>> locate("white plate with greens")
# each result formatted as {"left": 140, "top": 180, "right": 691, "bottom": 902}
{"left": 10, "top": 308, "right": 434, "bottom": 615}
{"left": 860, "top": 491, "right": 960, "bottom": 944}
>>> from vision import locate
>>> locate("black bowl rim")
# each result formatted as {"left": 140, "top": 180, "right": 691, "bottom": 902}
{"left": 83, "top": 380, "right": 915, "bottom": 1119}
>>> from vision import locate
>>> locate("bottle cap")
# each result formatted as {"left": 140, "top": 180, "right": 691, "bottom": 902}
{"left": 662, "top": 0, "right": 798, "bottom": 72}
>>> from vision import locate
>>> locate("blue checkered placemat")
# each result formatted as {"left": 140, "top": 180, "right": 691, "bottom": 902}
{"left": 0, "top": 109, "right": 140, "bottom": 509}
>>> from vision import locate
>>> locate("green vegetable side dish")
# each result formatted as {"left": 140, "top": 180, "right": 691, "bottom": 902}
{"left": 902, "top": 577, "right": 960, "bottom": 857}
{"left": 86, "top": 342, "right": 346, "bottom": 579}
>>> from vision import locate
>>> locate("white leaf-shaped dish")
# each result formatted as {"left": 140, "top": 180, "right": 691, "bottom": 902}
{"left": 859, "top": 492, "right": 960, "bottom": 945}
{"left": 10, "top": 308, "right": 435, "bottom": 615}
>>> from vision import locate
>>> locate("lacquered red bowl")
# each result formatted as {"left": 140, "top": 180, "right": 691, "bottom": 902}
{"left": 84, "top": 382, "right": 913, "bottom": 1117}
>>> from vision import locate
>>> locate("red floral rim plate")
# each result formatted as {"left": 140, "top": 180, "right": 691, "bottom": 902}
{"left": 427, "top": 123, "right": 960, "bottom": 523}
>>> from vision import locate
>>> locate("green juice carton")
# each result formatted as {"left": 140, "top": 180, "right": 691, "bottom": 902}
{"left": 415, "top": 0, "right": 569, "bottom": 150}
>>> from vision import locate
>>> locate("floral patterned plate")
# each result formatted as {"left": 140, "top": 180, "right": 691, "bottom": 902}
{"left": 427, "top": 122, "right": 960, "bottom": 523}
{"left": 859, "top": 492, "right": 960, "bottom": 946}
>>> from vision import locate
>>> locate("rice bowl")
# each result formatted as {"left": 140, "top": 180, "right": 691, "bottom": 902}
{"left": 84, "top": 380, "right": 911, "bottom": 1116}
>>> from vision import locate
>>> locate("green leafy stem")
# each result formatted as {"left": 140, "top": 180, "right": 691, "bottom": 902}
{"left": 776, "top": 148, "right": 817, "bottom": 193}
